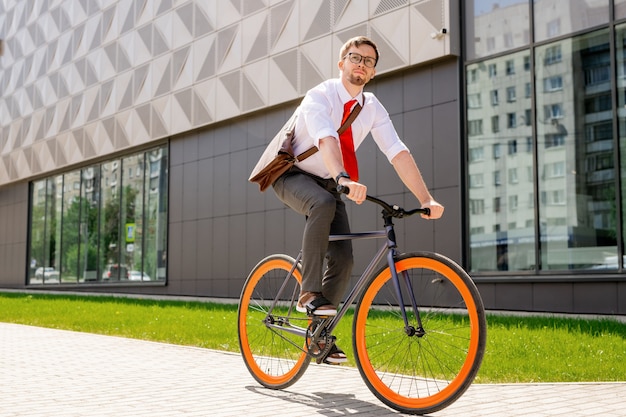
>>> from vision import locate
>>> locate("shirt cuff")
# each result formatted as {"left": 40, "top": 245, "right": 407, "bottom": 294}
{"left": 384, "top": 143, "right": 410, "bottom": 163}
{"left": 312, "top": 128, "right": 340, "bottom": 147}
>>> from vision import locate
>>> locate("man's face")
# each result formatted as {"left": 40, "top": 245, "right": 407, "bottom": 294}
{"left": 339, "top": 44, "right": 377, "bottom": 87}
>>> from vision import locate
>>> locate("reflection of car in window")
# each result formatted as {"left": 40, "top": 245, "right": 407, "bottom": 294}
{"left": 127, "top": 270, "right": 150, "bottom": 281}
{"left": 590, "top": 256, "right": 625, "bottom": 270}
{"left": 34, "top": 267, "right": 60, "bottom": 282}
{"left": 102, "top": 264, "right": 128, "bottom": 280}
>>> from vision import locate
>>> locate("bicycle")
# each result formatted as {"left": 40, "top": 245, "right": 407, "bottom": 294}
{"left": 238, "top": 190, "right": 487, "bottom": 415}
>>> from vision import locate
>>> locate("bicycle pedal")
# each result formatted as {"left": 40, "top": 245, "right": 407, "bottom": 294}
{"left": 306, "top": 342, "right": 326, "bottom": 359}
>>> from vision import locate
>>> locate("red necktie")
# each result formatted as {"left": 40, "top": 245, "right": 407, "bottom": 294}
{"left": 339, "top": 99, "right": 359, "bottom": 181}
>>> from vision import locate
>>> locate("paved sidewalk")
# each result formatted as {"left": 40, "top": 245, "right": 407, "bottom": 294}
{"left": 1, "top": 322, "right": 624, "bottom": 417}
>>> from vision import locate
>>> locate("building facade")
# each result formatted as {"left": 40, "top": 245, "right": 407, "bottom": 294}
{"left": 0, "top": 0, "right": 624, "bottom": 315}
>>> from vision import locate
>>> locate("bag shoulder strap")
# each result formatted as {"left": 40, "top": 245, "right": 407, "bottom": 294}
{"left": 296, "top": 99, "right": 363, "bottom": 162}
{"left": 337, "top": 102, "right": 362, "bottom": 135}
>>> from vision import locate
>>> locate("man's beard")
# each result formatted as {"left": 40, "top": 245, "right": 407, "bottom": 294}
{"left": 346, "top": 73, "right": 366, "bottom": 86}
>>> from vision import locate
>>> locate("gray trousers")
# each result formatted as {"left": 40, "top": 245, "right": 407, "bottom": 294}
{"left": 272, "top": 169, "right": 354, "bottom": 306}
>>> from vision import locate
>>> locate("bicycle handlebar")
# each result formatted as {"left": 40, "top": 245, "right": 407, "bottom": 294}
{"left": 336, "top": 184, "right": 430, "bottom": 218}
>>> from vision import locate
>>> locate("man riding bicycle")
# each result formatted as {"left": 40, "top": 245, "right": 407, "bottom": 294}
{"left": 271, "top": 36, "right": 444, "bottom": 364}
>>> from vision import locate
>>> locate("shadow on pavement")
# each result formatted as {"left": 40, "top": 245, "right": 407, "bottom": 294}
{"left": 245, "top": 385, "right": 411, "bottom": 416}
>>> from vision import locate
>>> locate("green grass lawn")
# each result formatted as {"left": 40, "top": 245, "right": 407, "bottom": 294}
{"left": 1, "top": 291, "right": 624, "bottom": 383}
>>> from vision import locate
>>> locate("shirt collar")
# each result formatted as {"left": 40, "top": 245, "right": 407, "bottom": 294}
{"left": 336, "top": 78, "right": 363, "bottom": 106}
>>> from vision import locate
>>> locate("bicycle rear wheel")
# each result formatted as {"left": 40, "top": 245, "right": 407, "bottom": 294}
{"left": 353, "top": 252, "right": 486, "bottom": 415}
{"left": 238, "top": 254, "right": 310, "bottom": 389}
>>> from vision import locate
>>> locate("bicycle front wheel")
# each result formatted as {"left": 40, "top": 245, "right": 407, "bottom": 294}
{"left": 353, "top": 252, "right": 486, "bottom": 415}
{"left": 238, "top": 254, "right": 310, "bottom": 389}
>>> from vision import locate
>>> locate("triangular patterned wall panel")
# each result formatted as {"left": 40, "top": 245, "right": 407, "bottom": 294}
{"left": 0, "top": 0, "right": 451, "bottom": 185}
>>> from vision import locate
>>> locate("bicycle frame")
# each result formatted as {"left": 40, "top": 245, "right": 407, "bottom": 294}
{"left": 265, "top": 219, "right": 423, "bottom": 342}
{"left": 325, "top": 227, "right": 398, "bottom": 334}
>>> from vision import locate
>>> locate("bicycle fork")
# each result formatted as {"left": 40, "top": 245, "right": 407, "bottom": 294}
{"left": 388, "top": 249, "right": 426, "bottom": 337}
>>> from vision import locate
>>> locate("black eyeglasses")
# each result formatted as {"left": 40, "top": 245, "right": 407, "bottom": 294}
{"left": 344, "top": 52, "right": 377, "bottom": 68}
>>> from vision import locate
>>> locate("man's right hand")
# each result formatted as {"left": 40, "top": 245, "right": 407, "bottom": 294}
{"left": 340, "top": 179, "right": 367, "bottom": 204}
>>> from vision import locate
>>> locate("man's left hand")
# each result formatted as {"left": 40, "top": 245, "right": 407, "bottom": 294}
{"left": 421, "top": 200, "right": 444, "bottom": 219}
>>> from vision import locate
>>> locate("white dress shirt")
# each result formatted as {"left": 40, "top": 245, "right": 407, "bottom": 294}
{"left": 293, "top": 78, "right": 409, "bottom": 179}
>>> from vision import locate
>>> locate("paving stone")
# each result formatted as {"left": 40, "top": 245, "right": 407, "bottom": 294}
{"left": 1, "top": 323, "right": 624, "bottom": 416}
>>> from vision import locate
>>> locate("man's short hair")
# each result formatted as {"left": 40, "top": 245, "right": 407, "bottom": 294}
{"left": 339, "top": 36, "right": 379, "bottom": 66}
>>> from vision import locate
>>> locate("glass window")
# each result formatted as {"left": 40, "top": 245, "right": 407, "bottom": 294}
{"left": 507, "top": 87, "right": 517, "bottom": 102}
{"left": 493, "top": 143, "right": 501, "bottom": 158}
{"left": 536, "top": 29, "right": 617, "bottom": 270}
{"left": 48, "top": 176, "right": 62, "bottom": 284}
{"left": 506, "top": 59, "right": 516, "bottom": 75}
{"left": 79, "top": 166, "right": 100, "bottom": 282}
{"left": 121, "top": 154, "right": 145, "bottom": 281}
{"left": 616, "top": 0, "right": 626, "bottom": 19}
{"left": 28, "top": 177, "right": 64, "bottom": 284}
{"left": 29, "top": 180, "right": 47, "bottom": 282}
{"left": 470, "top": 173, "right": 484, "bottom": 188}
{"left": 509, "top": 168, "right": 519, "bottom": 183}
{"left": 470, "top": 199, "right": 485, "bottom": 215}
{"left": 468, "top": 68, "right": 479, "bottom": 83}
{"left": 144, "top": 147, "right": 169, "bottom": 281}
{"left": 465, "top": 0, "right": 530, "bottom": 60}
{"left": 467, "top": 50, "right": 534, "bottom": 272}
{"left": 468, "top": 119, "right": 484, "bottom": 135}
{"left": 60, "top": 171, "right": 82, "bottom": 283}
{"left": 492, "top": 115, "right": 500, "bottom": 133}
{"left": 544, "top": 45, "right": 562, "bottom": 65}
{"left": 491, "top": 90, "right": 499, "bottom": 105}
{"left": 468, "top": 93, "right": 483, "bottom": 108}
{"left": 469, "top": 146, "right": 485, "bottom": 162}
{"left": 534, "top": 0, "right": 609, "bottom": 42}
{"left": 544, "top": 75, "right": 563, "bottom": 91}
{"left": 507, "top": 112, "right": 517, "bottom": 128}
{"left": 27, "top": 145, "right": 168, "bottom": 285}
{"left": 616, "top": 23, "right": 626, "bottom": 270}
{"left": 100, "top": 160, "right": 122, "bottom": 281}
{"left": 494, "top": 170, "right": 502, "bottom": 185}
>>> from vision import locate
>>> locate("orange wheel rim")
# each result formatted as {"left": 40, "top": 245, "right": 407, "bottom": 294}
{"left": 239, "top": 259, "right": 307, "bottom": 385}
{"left": 354, "top": 257, "right": 481, "bottom": 408}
